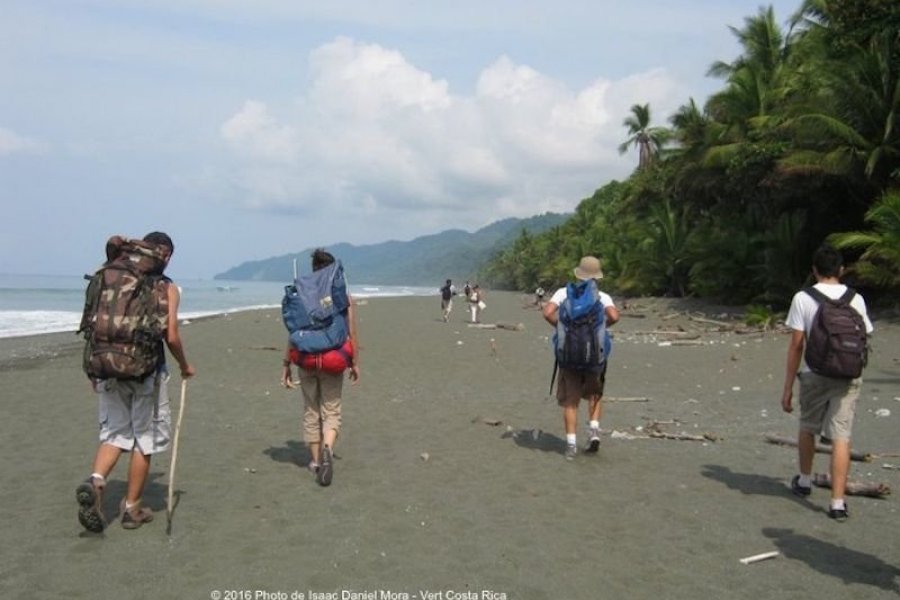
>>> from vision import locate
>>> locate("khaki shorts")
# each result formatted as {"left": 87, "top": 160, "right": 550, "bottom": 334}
{"left": 556, "top": 366, "right": 607, "bottom": 407}
{"left": 299, "top": 369, "right": 343, "bottom": 443}
{"left": 798, "top": 371, "right": 861, "bottom": 441}
{"left": 97, "top": 371, "right": 171, "bottom": 454}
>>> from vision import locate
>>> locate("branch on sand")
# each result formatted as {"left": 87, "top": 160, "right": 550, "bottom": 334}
{"left": 812, "top": 473, "right": 891, "bottom": 498}
{"left": 467, "top": 322, "right": 525, "bottom": 331}
{"left": 764, "top": 433, "right": 873, "bottom": 462}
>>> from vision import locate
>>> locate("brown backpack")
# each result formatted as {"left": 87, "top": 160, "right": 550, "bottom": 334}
{"left": 78, "top": 236, "right": 170, "bottom": 380}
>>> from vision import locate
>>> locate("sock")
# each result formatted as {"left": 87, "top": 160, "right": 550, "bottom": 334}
{"left": 90, "top": 473, "right": 106, "bottom": 487}
{"left": 125, "top": 500, "right": 138, "bottom": 510}
{"left": 589, "top": 420, "right": 600, "bottom": 430}
{"left": 830, "top": 498, "right": 846, "bottom": 511}
{"left": 566, "top": 433, "right": 577, "bottom": 446}
{"left": 798, "top": 473, "right": 812, "bottom": 488}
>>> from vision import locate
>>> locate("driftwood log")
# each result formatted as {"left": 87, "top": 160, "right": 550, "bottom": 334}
{"left": 646, "top": 422, "right": 719, "bottom": 442}
{"left": 631, "top": 331, "right": 700, "bottom": 340}
{"left": 605, "top": 396, "right": 650, "bottom": 403}
{"left": 647, "top": 430, "right": 719, "bottom": 442}
{"left": 467, "top": 322, "right": 525, "bottom": 331}
{"left": 764, "top": 434, "right": 873, "bottom": 462}
{"left": 688, "top": 315, "right": 733, "bottom": 328}
{"left": 812, "top": 473, "right": 890, "bottom": 498}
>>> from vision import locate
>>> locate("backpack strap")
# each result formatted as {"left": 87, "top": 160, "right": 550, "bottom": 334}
{"left": 804, "top": 286, "right": 855, "bottom": 306}
{"left": 549, "top": 358, "right": 558, "bottom": 397}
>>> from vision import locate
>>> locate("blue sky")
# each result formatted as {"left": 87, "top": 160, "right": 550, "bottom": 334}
{"left": 2, "top": 0, "right": 802, "bottom": 279}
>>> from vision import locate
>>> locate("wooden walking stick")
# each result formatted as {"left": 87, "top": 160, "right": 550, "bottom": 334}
{"left": 167, "top": 379, "right": 188, "bottom": 529}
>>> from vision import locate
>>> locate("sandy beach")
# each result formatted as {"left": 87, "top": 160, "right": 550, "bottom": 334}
{"left": 1, "top": 292, "right": 898, "bottom": 599}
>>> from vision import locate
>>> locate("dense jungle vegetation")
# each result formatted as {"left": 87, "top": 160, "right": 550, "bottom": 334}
{"left": 481, "top": 0, "right": 899, "bottom": 308}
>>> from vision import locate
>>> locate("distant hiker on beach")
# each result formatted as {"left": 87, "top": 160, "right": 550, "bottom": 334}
{"left": 463, "top": 281, "right": 472, "bottom": 299}
{"left": 543, "top": 256, "right": 618, "bottom": 460}
{"left": 535, "top": 287, "right": 546, "bottom": 309}
{"left": 75, "top": 232, "right": 195, "bottom": 533}
{"left": 468, "top": 284, "right": 485, "bottom": 323}
{"left": 281, "top": 248, "right": 360, "bottom": 487}
{"left": 440, "top": 279, "right": 457, "bottom": 322}
{"left": 780, "top": 245, "right": 873, "bottom": 521}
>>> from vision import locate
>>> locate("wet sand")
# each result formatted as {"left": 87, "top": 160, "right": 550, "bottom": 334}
{"left": 1, "top": 292, "right": 898, "bottom": 599}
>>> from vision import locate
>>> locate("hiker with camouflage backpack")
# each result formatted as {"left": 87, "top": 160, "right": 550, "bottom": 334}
{"left": 75, "top": 232, "right": 195, "bottom": 533}
{"left": 543, "top": 256, "right": 619, "bottom": 460}
{"left": 781, "top": 245, "right": 873, "bottom": 521}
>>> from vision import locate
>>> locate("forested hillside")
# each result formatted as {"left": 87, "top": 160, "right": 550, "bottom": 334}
{"left": 215, "top": 213, "right": 568, "bottom": 284}
{"left": 481, "top": 1, "right": 899, "bottom": 307}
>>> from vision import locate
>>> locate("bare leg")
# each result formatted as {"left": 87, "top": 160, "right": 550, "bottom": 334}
{"left": 798, "top": 429, "right": 816, "bottom": 475}
{"left": 323, "top": 428, "right": 338, "bottom": 450}
{"left": 563, "top": 404, "right": 578, "bottom": 435}
{"left": 830, "top": 439, "right": 850, "bottom": 502}
{"left": 126, "top": 450, "right": 151, "bottom": 505}
{"left": 588, "top": 395, "right": 602, "bottom": 422}
{"left": 91, "top": 443, "right": 124, "bottom": 479}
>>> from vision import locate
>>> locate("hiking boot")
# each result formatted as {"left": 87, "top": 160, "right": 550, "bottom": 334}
{"left": 75, "top": 476, "right": 106, "bottom": 533}
{"left": 585, "top": 427, "right": 602, "bottom": 453}
{"left": 828, "top": 503, "right": 849, "bottom": 522}
{"left": 790, "top": 475, "right": 812, "bottom": 497}
{"left": 317, "top": 446, "right": 334, "bottom": 486}
{"left": 565, "top": 444, "right": 577, "bottom": 461}
{"left": 120, "top": 499, "right": 154, "bottom": 530}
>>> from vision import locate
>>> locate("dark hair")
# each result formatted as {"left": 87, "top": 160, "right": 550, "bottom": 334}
{"left": 812, "top": 244, "right": 843, "bottom": 278}
{"left": 311, "top": 248, "right": 335, "bottom": 271}
{"left": 446, "top": 279, "right": 452, "bottom": 285}
{"left": 143, "top": 231, "right": 174, "bottom": 254}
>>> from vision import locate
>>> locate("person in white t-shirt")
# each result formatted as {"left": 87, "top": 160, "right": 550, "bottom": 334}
{"left": 780, "top": 245, "right": 873, "bottom": 521}
{"left": 543, "top": 256, "right": 619, "bottom": 460}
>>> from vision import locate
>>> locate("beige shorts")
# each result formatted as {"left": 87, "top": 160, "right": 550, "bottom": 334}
{"left": 299, "top": 369, "right": 343, "bottom": 443}
{"left": 556, "top": 366, "right": 607, "bottom": 407}
{"left": 798, "top": 371, "right": 861, "bottom": 441}
{"left": 97, "top": 371, "right": 171, "bottom": 454}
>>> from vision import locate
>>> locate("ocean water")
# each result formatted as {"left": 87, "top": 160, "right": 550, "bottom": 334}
{"left": 0, "top": 274, "right": 435, "bottom": 339}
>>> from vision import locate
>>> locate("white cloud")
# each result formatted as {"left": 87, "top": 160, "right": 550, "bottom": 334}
{"left": 220, "top": 37, "right": 685, "bottom": 227}
{"left": 0, "top": 127, "right": 44, "bottom": 156}
{"left": 220, "top": 101, "right": 298, "bottom": 163}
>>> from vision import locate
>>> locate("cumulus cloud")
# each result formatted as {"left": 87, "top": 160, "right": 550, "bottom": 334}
{"left": 0, "top": 127, "right": 44, "bottom": 156}
{"left": 219, "top": 37, "right": 685, "bottom": 228}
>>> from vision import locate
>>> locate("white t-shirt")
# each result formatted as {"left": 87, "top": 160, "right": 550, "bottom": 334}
{"left": 785, "top": 282, "right": 873, "bottom": 372}
{"left": 549, "top": 285, "right": 614, "bottom": 309}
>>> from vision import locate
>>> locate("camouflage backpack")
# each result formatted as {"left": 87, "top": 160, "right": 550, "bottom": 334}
{"left": 78, "top": 236, "right": 170, "bottom": 380}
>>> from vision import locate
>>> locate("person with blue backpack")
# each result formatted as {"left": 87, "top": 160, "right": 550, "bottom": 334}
{"left": 280, "top": 248, "right": 360, "bottom": 486}
{"left": 543, "top": 256, "right": 619, "bottom": 460}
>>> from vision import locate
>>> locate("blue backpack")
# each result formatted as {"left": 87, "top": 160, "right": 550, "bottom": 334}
{"left": 282, "top": 261, "right": 350, "bottom": 354}
{"left": 553, "top": 279, "right": 609, "bottom": 372}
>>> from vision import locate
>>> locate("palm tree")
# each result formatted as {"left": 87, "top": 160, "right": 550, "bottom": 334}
{"left": 706, "top": 6, "right": 793, "bottom": 129}
{"left": 618, "top": 103, "right": 669, "bottom": 169}
{"left": 829, "top": 190, "right": 900, "bottom": 288}
{"left": 778, "top": 30, "right": 900, "bottom": 185}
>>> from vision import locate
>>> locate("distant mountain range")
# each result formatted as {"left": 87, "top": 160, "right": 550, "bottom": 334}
{"left": 214, "top": 213, "right": 569, "bottom": 285}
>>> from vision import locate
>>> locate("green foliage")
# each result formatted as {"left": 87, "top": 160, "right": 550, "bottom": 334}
{"left": 829, "top": 189, "right": 900, "bottom": 288}
{"left": 744, "top": 304, "right": 783, "bottom": 330}
{"left": 478, "top": 1, "right": 897, "bottom": 304}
